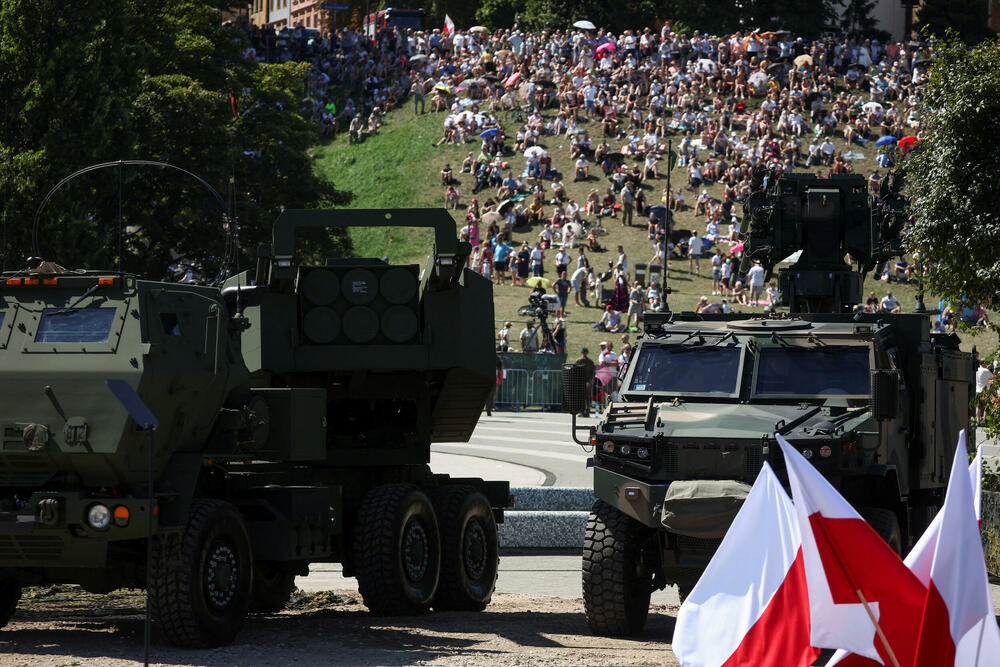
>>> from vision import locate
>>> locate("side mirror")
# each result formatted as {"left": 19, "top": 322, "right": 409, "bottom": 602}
{"left": 561, "top": 363, "right": 589, "bottom": 415}
{"left": 871, "top": 370, "right": 899, "bottom": 421}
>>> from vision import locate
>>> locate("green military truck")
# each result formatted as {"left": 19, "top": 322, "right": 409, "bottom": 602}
{"left": 565, "top": 172, "right": 975, "bottom": 635}
{"left": 0, "top": 208, "right": 508, "bottom": 647}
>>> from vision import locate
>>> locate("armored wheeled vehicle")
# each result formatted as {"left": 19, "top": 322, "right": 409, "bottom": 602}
{"left": 564, "top": 171, "right": 975, "bottom": 635}
{"left": 0, "top": 208, "right": 508, "bottom": 647}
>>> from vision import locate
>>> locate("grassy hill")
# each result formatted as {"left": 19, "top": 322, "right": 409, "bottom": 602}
{"left": 312, "top": 104, "right": 997, "bottom": 360}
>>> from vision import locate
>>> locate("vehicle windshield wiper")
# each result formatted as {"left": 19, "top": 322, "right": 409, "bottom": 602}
{"left": 51, "top": 284, "right": 100, "bottom": 315}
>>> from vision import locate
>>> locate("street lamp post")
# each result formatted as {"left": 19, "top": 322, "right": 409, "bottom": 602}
{"left": 657, "top": 138, "right": 673, "bottom": 312}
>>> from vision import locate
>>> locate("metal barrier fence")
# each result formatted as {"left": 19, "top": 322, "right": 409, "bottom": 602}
{"left": 495, "top": 368, "right": 563, "bottom": 411}
{"left": 495, "top": 367, "right": 616, "bottom": 413}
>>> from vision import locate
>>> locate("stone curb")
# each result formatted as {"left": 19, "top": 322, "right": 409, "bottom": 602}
{"left": 510, "top": 486, "right": 595, "bottom": 512}
{"left": 499, "top": 510, "right": 588, "bottom": 549}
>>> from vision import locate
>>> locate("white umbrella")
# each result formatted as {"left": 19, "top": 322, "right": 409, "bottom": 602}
{"left": 748, "top": 71, "right": 767, "bottom": 87}
{"left": 862, "top": 101, "right": 883, "bottom": 113}
{"left": 573, "top": 20, "right": 596, "bottom": 31}
{"left": 696, "top": 58, "right": 717, "bottom": 73}
{"left": 469, "top": 25, "right": 489, "bottom": 33}
{"left": 524, "top": 146, "right": 547, "bottom": 159}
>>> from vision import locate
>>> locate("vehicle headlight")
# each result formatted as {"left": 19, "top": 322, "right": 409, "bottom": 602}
{"left": 619, "top": 445, "right": 632, "bottom": 456}
{"left": 87, "top": 503, "right": 111, "bottom": 530}
{"left": 636, "top": 447, "right": 649, "bottom": 459}
{"left": 602, "top": 441, "right": 615, "bottom": 453}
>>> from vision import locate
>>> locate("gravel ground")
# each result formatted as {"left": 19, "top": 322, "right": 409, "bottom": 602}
{"left": 0, "top": 587, "right": 681, "bottom": 666}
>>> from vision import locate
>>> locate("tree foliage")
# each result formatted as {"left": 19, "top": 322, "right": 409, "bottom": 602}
{"left": 839, "top": 0, "right": 879, "bottom": 37}
{"left": 905, "top": 36, "right": 1000, "bottom": 307}
{"left": 0, "top": 0, "right": 349, "bottom": 281}
{"left": 917, "top": 0, "right": 994, "bottom": 45}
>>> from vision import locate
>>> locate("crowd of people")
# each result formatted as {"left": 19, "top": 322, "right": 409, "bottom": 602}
{"left": 239, "top": 19, "right": 940, "bottom": 407}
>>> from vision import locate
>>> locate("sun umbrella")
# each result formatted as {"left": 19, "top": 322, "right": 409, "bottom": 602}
{"left": 875, "top": 135, "right": 897, "bottom": 147}
{"left": 696, "top": 58, "right": 717, "bottom": 73}
{"left": 748, "top": 71, "right": 768, "bottom": 87}
{"left": 481, "top": 211, "right": 503, "bottom": 225}
{"left": 595, "top": 42, "right": 616, "bottom": 57}
{"left": 469, "top": 26, "right": 489, "bottom": 33}
{"left": 912, "top": 55, "right": 932, "bottom": 68}
{"left": 524, "top": 146, "right": 547, "bottom": 159}
{"left": 434, "top": 83, "right": 452, "bottom": 94}
{"left": 482, "top": 73, "right": 499, "bottom": 81}
{"left": 606, "top": 152, "right": 625, "bottom": 162}
{"left": 573, "top": 20, "right": 597, "bottom": 30}
{"left": 793, "top": 54, "right": 813, "bottom": 67}
{"left": 898, "top": 135, "right": 918, "bottom": 150}
{"left": 534, "top": 78, "right": 556, "bottom": 88}
{"left": 767, "top": 62, "right": 785, "bottom": 74}
{"left": 863, "top": 101, "right": 883, "bottom": 113}
{"left": 408, "top": 54, "right": 428, "bottom": 63}
{"left": 525, "top": 277, "right": 551, "bottom": 289}
{"left": 481, "top": 128, "right": 499, "bottom": 139}
{"left": 730, "top": 243, "right": 745, "bottom": 253}
{"left": 648, "top": 205, "right": 667, "bottom": 219}
{"left": 496, "top": 49, "right": 512, "bottom": 57}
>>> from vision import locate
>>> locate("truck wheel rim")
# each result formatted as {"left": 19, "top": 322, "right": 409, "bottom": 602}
{"left": 205, "top": 542, "right": 239, "bottom": 609}
{"left": 463, "top": 519, "right": 487, "bottom": 580}
{"left": 402, "top": 520, "right": 429, "bottom": 583}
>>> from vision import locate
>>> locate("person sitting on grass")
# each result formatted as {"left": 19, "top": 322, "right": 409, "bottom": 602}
{"left": 594, "top": 304, "right": 622, "bottom": 332}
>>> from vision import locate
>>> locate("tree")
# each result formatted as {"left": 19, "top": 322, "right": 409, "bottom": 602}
{"left": 0, "top": 0, "right": 349, "bottom": 280}
{"left": 905, "top": 37, "right": 1000, "bottom": 313}
{"left": 916, "top": 0, "right": 994, "bottom": 45}
{"left": 840, "top": 0, "right": 878, "bottom": 36}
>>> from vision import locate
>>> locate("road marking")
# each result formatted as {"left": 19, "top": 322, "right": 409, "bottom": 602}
{"left": 433, "top": 442, "right": 590, "bottom": 463}
{"left": 463, "top": 434, "right": 589, "bottom": 450}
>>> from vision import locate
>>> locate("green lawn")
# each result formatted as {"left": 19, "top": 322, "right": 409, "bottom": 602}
{"left": 313, "top": 102, "right": 998, "bottom": 360}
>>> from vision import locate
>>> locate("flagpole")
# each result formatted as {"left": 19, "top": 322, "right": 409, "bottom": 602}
{"left": 805, "top": 509, "right": 902, "bottom": 667}
{"left": 854, "top": 589, "right": 901, "bottom": 667}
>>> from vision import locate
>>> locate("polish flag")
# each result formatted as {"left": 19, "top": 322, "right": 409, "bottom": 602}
{"left": 673, "top": 462, "right": 820, "bottom": 667}
{"left": 829, "top": 440, "right": 998, "bottom": 666}
{"left": 775, "top": 435, "right": 926, "bottom": 667}
{"left": 912, "top": 432, "right": 1000, "bottom": 666}
{"left": 443, "top": 14, "right": 455, "bottom": 35}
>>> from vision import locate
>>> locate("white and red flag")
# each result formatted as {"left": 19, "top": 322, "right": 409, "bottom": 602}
{"left": 911, "top": 432, "right": 1000, "bottom": 666}
{"left": 775, "top": 434, "right": 925, "bottom": 667}
{"left": 443, "top": 14, "right": 455, "bottom": 35}
{"left": 829, "top": 437, "right": 998, "bottom": 667}
{"left": 673, "top": 461, "right": 820, "bottom": 667}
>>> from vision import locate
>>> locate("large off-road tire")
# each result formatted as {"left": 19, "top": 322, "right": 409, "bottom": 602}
{"left": 250, "top": 562, "right": 299, "bottom": 613}
{"left": 150, "top": 499, "right": 254, "bottom": 648}
{"left": 861, "top": 507, "right": 903, "bottom": 556}
{"left": 354, "top": 484, "right": 441, "bottom": 616}
{"left": 432, "top": 485, "right": 499, "bottom": 612}
{"left": 0, "top": 577, "right": 21, "bottom": 629}
{"left": 582, "top": 499, "right": 653, "bottom": 636}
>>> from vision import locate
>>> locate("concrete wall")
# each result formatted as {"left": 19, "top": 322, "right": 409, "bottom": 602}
{"left": 984, "top": 491, "right": 1000, "bottom": 576}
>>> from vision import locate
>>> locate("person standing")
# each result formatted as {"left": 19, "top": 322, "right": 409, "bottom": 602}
{"left": 410, "top": 79, "right": 425, "bottom": 115}
{"left": 688, "top": 231, "right": 704, "bottom": 274}
{"left": 554, "top": 271, "right": 571, "bottom": 318}
{"left": 519, "top": 320, "right": 539, "bottom": 353}
{"left": 626, "top": 280, "right": 643, "bottom": 331}
{"left": 621, "top": 182, "right": 635, "bottom": 226}
{"left": 571, "top": 262, "right": 589, "bottom": 307}
{"left": 497, "top": 321, "right": 512, "bottom": 352}
{"left": 747, "top": 261, "right": 766, "bottom": 305}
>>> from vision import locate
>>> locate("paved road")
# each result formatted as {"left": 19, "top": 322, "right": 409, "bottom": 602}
{"left": 432, "top": 411, "right": 596, "bottom": 486}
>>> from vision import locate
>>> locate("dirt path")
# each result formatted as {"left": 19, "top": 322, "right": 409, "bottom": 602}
{"left": 1, "top": 587, "right": 681, "bottom": 666}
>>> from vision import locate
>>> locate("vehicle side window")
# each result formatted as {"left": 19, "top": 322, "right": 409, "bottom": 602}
{"left": 160, "top": 313, "right": 182, "bottom": 337}
{"left": 35, "top": 308, "right": 116, "bottom": 343}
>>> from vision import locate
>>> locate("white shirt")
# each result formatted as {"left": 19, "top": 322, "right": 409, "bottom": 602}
{"left": 689, "top": 237, "right": 704, "bottom": 255}
{"left": 599, "top": 350, "right": 619, "bottom": 365}
{"left": 747, "top": 265, "right": 765, "bottom": 287}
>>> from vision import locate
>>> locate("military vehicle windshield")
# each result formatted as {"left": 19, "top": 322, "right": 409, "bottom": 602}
{"left": 35, "top": 308, "right": 116, "bottom": 343}
{"left": 627, "top": 346, "right": 742, "bottom": 395}
{"left": 755, "top": 346, "right": 870, "bottom": 396}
